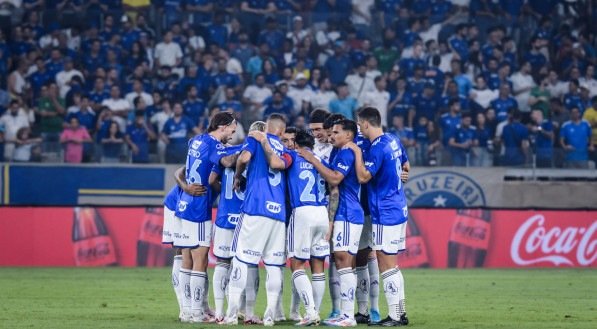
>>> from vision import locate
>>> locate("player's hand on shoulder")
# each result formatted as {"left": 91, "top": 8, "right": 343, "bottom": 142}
{"left": 297, "top": 148, "right": 315, "bottom": 163}
{"left": 344, "top": 141, "right": 360, "bottom": 153}
{"left": 186, "top": 184, "right": 206, "bottom": 196}
{"left": 248, "top": 130, "right": 266, "bottom": 142}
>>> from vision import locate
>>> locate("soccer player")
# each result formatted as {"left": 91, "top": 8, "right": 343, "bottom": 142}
{"left": 299, "top": 119, "right": 364, "bottom": 327}
{"left": 173, "top": 112, "right": 237, "bottom": 323}
{"left": 348, "top": 107, "right": 411, "bottom": 326}
{"left": 162, "top": 185, "right": 184, "bottom": 318}
{"left": 309, "top": 109, "right": 333, "bottom": 163}
{"left": 209, "top": 121, "right": 266, "bottom": 324}
{"left": 286, "top": 129, "right": 330, "bottom": 326}
{"left": 225, "top": 113, "right": 293, "bottom": 326}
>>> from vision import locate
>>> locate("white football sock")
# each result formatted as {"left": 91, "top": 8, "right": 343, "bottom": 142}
{"left": 397, "top": 268, "right": 406, "bottom": 315}
{"left": 329, "top": 260, "right": 341, "bottom": 312}
{"left": 226, "top": 259, "right": 248, "bottom": 318}
{"left": 290, "top": 279, "right": 301, "bottom": 315}
{"left": 338, "top": 267, "right": 356, "bottom": 318}
{"left": 203, "top": 272, "right": 210, "bottom": 311}
{"left": 179, "top": 268, "right": 192, "bottom": 314}
{"left": 172, "top": 255, "right": 183, "bottom": 312}
{"left": 245, "top": 265, "right": 259, "bottom": 317}
{"left": 355, "top": 265, "right": 369, "bottom": 315}
{"left": 312, "top": 273, "right": 326, "bottom": 312}
{"left": 213, "top": 261, "right": 230, "bottom": 318}
{"left": 292, "top": 269, "right": 316, "bottom": 314}
{"left": 190, "top": 271, "right": 207, "bottom": 315}
{"left": 265, "top": 265, "right": 282, "bottom": 316}
{"left": 381, "top": 267, "right": 402, "bottom": 321}
{"left": 368, "top": 257, "right": 380, "bottom": 312}
{"left": 277, "top": 267, "right": 285, "bottom": 317}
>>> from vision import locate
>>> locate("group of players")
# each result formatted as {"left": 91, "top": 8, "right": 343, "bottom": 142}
{"left": 160, "top": 106, "right": 410, "bottom": 327}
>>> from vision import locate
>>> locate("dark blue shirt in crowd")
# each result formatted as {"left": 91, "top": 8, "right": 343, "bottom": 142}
{"left": 325, "top": 54, "right": 352, "bottom": 85}
{"left": 162, "top": 116, "right": 195, "bottom": 145}
{"left": 183, "top": 98, "right": 207, "bottom": 125}
{"left": 413, "top": 94, "right": 440, "bottom": 121}
{"left": 126, "top": 123, "right": 150, "bottom": 163}
{"left": 490, "top": 96, "right": 518, "bottom": 122}
{"left": 563, "top": 93, "right": 585, "bottom": 113}
{"left": 502, "top": 121, "right": 529, "bottom": 166}
{"left": 440, "top": 113, "right": 461, "bottom": 146}
{"left": 532, "top": 120, "right": 554, "bottom": 160}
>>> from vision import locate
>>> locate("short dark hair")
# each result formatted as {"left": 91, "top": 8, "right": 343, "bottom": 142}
{"left": 267, "top": 113, "right": 287, "bottom": 124}
{"left": 133, "top": 96, "right": 143, "bottom": 108}
{"left": 207, "top": 112, "right": 235, "bottom": 132}
{"left": 323, "top": 113, "right": 345, "bottom": 129}
{"left": 335, "top": 119, "right": 358, "bottom": 138}
{"left": 285, "top": 126, "right": 298, "bottom": 134}
{"left": 357, "top": 107, "right": 382, "bottom": 127}
{"left": 310, "top": 109, "right": 330, "bottom": 124}
{"left": 135, "top": 110, "right": 145, "bottom": 117}
{"left": 295, "top": 129, "right": 315, "bottom": 149}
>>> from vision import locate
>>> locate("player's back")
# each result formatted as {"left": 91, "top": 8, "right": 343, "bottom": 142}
{"left": 368, "top": 134, "right": 409, "bottom": 225}
{"left": 333, "top": 147, "right": 364, "bottom": 224}
{"left": 241, "top": 134, "right": 287, "bottom": 221}
{"left": 175, "top": 134, "right": 222, "bottom": 222}
{"left": 214, "top": 165, "right": 245, "bottom": 229}
{"left": 287, "top": 150, "right": 328, "bottom": 209}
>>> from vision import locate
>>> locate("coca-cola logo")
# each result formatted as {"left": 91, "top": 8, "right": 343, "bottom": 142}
{"left": 511, "top": 215, "right": 597, "bottom": 266}
{"left": 453, "top": 221, "right": 487, "bottom": 241}
{"left": 77, "top": 242, "right": 112, "bottom": 261}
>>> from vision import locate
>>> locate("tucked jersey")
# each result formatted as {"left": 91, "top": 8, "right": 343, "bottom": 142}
{"left": 175, "top": 134, "right": 224, "bottom": 223}
{"left": 332, "top": 148, "right": 364, "bottom": 224}
{"left": 287, "top": 149, "right": 328, "bottom": 209}
{"left": 164, "top": 185, "right": 182, "bottom": 211}
{"left": 241, "top": 134, "right": 292, "bottom": 222}
{"left": 366, "top": 134, "right": 409, "bottom": 226}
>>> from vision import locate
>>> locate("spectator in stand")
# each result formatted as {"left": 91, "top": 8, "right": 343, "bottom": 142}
{"left": 362, "top": 75, "right": 391, "bottom": 128}
{"left": 182, "top": 85, "right": 206, "bottom": 126}
{"left": 310, "top": 77, "right": 336, "bottom": 111}
{"left": 472, "top": 112, "right": 493, "bottom": 167}
{"left": 125, "top": 110, "right": 156, "bottom": 163}
{"left": 0, "top": 100, "right": 35, "bottom": 161}
{"left": 55, "top": 57, "right": 84, "bottom": 98}
{"left": 580, "top": 64, "right": 597, "bottom": 98}
{"left": 449, "top": 112, "right": 477, "bottom": 167}
{"left": 582, "top": 96, "right": 597, "bottom": 164}
{"left": 154, "top": 31, "right": 183, "bottom": 71}
{"left": 501, "top": 109, "right": 529, "bottom": 167}
{"left": 287, "top": 73, "right": 314, "bottom": 118}
{"left": 161, "top": 102, "right": 197, "bottom": 164}
{"left": 413, "top": 116, "right": 429, "bottom": 166}
{"left": 412, "top": 83, "right": 440, "bottom": 127}
{"left": 560, "top": 107, "right": 593, "bottom": 169}
{"left": 329, "top": 82, "right": 357, "bottom": 120}
{"left": 545, "top": 70, "right": 567, "bottom": 100}
{"left": 470, "top": 75, "right": 498, "bottom": 112}
{"left": 36, "top": 83, "right": 66, "bottom": 151}
{"left": 324, "top": 41, "right": 352, "bottom": 86}
{"left": 528, "top": 75, "right": 552, "bottom": 118}
{"left": 511, "top": 61, "right": 536, "bottom": 114}
{"left": 150, "top": 99, "right": 173, "bottom": 163}
{"left": 491, "top": 84, "right": 518, "bottom": 122}
{"left": 345, "top": 63, "right": 375, "bottom": 106}
{"left": 101, "top": 121, "right": 125, "bottom": 163}
{"left": 389, "top": 114, "right": 415, "bottom": 154}
{"left": 219, "top": 87, "right": 243, "bottom": 119}
{"left": 263, "top": 89, "right": 293, "bottom": 120}
{"left": 442, "top": 79, "right": 469, "bottom": 113}
{"left": 101, "top": 85, "right": 130, "bottom": 132}
{"left": 563, "top": 79, "right": 585, "bottom": 113}
{"left": 60, "top": 116, "right": 92, "bottom": 164}
{"left": 529, "top": 108, "right": 554, "bottom": 168}
{"left": 125, "top": 79, "right": 153, "bottom": 109}
{"left": 242, "top": 73, "right": 272, "bottom": 123}
{"left": 258, "top": 17, "right": 285, "bottom": 57}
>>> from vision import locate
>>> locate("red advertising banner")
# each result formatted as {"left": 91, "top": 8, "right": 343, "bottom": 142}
{"left": 0, "top": 208, "right": 595, "bottom": 268}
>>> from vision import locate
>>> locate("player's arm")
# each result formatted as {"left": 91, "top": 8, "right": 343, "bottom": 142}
{"left": 220, "top": 153, "right": 239, "bottom": 168}
{"left": 208, "top": 171, "right": 221, "bottom": 195}
{"left": 234, "top": 150, "right": 252, "bottom": 191}
{"left": 328, "top": 186, "right": 340, "bottom": 222}
{"left": 249, "top": 131, "right": 291, "bottom": 170}
{"left": 174, "top": 166, "right": 206, "bottom": 196}
{"left": 297, "top": 149, "right": 345, "bottom": 187}
{"left": 345, "top": 142, "right": 373, "bottom": 184}
{"left": 401, "top": 161, "right": 411, "bottom": 183}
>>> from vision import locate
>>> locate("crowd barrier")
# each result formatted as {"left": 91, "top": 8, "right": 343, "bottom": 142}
{"left": 1, "top": 207, "right": 594, "bottom": 268}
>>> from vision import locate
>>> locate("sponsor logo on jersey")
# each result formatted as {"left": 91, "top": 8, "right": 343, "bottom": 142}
{"left": 269, "top": 138, "right": 284, "bottom": 151}
{"left": 406, "top": 171, "right": 486, "bottom": 208}
{"left": 216, "top": 143, "right": 224, "bottom": 150}
{"left": 266, "top": 201, "right": 282, "bottom": 214}
{"left": 177, "top": 201, "right": 188, "bottom": 212}
{"left": 191, "top": 140, "right": 202, "bottom": 150}
{"left": 227, "top": 214, "right": 240, "bottom": 225}
{"left": 337, "top": 163, "right": 349, "bottom": 171}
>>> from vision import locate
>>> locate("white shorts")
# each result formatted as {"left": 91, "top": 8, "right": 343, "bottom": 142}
{"left": 358, "top": 215, "right": 372, "bottom": 250}
{"left": 287, "top": 206, "right": 330, "bottom": 260}
{"left": 213, "top": 226, "right": 235, "bottom": 259}
{"left": 173, "top": 218, "right": 212, "bottom": 249}
{"left": 232, "top": 214, "right": 286, "bottom": 266}
{"left": 371, "top": 222, "right": 406, "bottom": 255}
{"left": 332, "top": 221, "right": 363, "bottom": 255}
{"left": 162, "top": 207, "right": 175, "bottom": 244}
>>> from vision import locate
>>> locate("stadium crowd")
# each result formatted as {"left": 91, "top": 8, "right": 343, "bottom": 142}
{"left": 0, "top": 0, "right": 595, "bottom": 168}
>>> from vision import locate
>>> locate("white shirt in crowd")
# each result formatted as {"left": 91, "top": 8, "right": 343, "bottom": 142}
{"left": 579, "top": 77, "right": 597, "bottom": 98}
{"left": 311, "top": 90, "right": 337, "bottom": 111}
{"left": 0, "top": 108, "right": 33, "bottom": 160}
{"left": 470, "top": 88, "right": 499, "bottom": 109}
{"left": 351, "top": 0, "right": 374, "bottom": 25}
{"left": 125, "top": 91, "right": 154, "bottom": 109}
{"left": 56, "top": 69, "right": 84, "bottom": 98}
{"left": 345, "top": 73, "right": 375, "bottom": 105}
{"left": 362, "top": 88, "right": 390, "bottom": 127}
{"left": 243, "top": 84, "right": 272, "bottom": 110}
{"left": 154, "top": 41, "right": 183, "bottom": 67}
{"left": 546, "top": 80, "right": 567, "bottom": 100}
{"left": 287, "top": 85, "right": 315, "bottom": 114}
{"left": 511, "top": 71, "right": 536, "bottom": 112}
{"left": 151, "top": 111, "right": 173, "bottom": 134}
{"left": 101, "top": 98, "right": 130, "bottom": 131}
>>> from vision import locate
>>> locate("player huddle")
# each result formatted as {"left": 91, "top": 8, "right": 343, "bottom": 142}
{"left": 161, "top": 107, "right": 410, "bottom": 327}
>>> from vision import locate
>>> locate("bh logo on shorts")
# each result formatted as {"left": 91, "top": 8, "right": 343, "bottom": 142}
{"left": 266, "top": 201, "right": 282, "bottom": 214}
{"left": 384, "top": 282, "right": 398, "bottom": 295}
{"left": 405, "top": 171, "right": 486, "bottom": 207}
{"left": 231, "top": 267, "right": 242, "bottom": 281}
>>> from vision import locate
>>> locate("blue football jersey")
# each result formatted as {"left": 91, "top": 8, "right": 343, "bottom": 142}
{"left": 332, "top": 148, "right": 364, "bottom": 224}
{"left": 365, "top": 134, "right": 409, "bottom": 226}
{"left": 213, "top": 165, "right": 245, "bottom": 229}
{"left": 287, "top": 150, "right": 328, "bottom": 209}
{"left": 240, "top": 134, "right": 291, "bottom": 221}
{"left": 175, "top": 134, "right": 224, "bottom": 223}
{"left": 164, "top": 185, "right": 182, "bottom": 211}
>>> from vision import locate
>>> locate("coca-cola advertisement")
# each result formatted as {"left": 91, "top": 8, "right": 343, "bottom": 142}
{"left": 0, "top": 207, "right": 595, "bottom": 268}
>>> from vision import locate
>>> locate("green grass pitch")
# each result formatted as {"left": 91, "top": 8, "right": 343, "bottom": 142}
{"left": 0, "top": 268, "right": 595, "bottom": 328}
